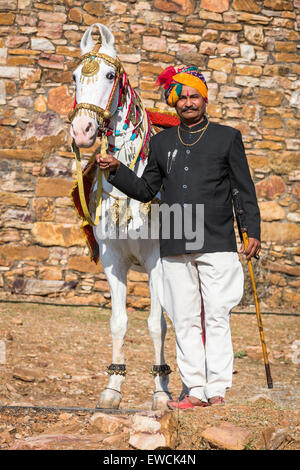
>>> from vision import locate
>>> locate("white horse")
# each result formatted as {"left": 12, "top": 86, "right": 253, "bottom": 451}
{"left": 69, "top": 23, "right": 173, "bottom": 410}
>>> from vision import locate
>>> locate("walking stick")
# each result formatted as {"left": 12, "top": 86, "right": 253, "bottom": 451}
{"left": 232, "top": 188, "right": 273, "bottom": 389}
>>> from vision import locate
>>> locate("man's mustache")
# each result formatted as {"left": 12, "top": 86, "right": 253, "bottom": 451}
{"left": 182, "top": 106, "right": 198, "bottom": 112}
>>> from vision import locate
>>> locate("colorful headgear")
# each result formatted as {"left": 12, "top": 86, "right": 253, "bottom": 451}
{"left": 155, "top": 65, "right": 208, "bottom": 107}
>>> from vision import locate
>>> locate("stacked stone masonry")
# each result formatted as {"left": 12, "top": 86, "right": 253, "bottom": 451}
{"left": 0, "top": 0, "right": 299, "bottom": 311}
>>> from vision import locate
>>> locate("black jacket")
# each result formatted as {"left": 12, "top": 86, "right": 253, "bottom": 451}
{"left": 108, "top": 116, "right": 260, "bottom": 258}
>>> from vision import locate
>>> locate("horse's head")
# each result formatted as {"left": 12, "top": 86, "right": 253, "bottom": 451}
{"left": 70, "top": 24, "right": 123, "bottom": 148}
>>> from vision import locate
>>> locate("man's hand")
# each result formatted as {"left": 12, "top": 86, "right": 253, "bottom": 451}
{"left": 239, "top": 237, "right": 261, "bottom": 260}
{"left": 96, "top": 153, "right": 120, "bottom": 173}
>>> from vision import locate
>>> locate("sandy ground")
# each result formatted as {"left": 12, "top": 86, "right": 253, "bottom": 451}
{"left": 0, "top": 301, "right": 299, "bottom": 450}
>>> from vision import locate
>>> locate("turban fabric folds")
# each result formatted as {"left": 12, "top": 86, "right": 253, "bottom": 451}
{"left": 155, "top": 66, "right": 208, "bottom": 107}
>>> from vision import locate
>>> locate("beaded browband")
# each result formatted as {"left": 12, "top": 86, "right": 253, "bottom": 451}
{"left": 68, "top": 48, "right": 124, "bottom": 124}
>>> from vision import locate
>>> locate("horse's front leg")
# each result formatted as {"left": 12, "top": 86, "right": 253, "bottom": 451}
{"left": 96, "top": 259, "right": 129, "bottom": 409}
{"left": 146, "top": 256, "right": 172, "bottom": 410}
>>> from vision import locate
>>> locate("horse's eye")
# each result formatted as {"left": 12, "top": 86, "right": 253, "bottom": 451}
{"left": 106, "top": 72, "right": 115, "bottom": 80}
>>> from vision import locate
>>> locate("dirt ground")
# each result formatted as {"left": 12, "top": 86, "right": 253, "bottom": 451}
{"left": 0, "top": 300, "right": 299, "bottom": 451}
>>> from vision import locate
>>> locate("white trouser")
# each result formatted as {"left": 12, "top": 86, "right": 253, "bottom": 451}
{"left": 162, "top": 252, "right": 244, "bottom": 401}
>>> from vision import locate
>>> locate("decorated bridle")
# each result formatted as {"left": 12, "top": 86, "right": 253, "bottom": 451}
{"left": 68, "top": 44, "right": 124, "bottom": 126}
{"left": 69, "top": 42, "right": 149, "bottom": 228}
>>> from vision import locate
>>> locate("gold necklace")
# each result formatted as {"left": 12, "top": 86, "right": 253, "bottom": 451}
{"left": 177, "top": 122, "right": 209, "bottom": 147}
{"left": 179, "top": 119, "right": 207, "bottom": 133}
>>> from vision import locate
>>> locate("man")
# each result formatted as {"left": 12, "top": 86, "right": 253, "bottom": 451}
{"left": 98, "top": 65, "right": 261, "bottom": 409}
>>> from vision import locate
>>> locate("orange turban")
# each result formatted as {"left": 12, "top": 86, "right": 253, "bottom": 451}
{"left": 156, "top": 65, "right": 208, "bottom": 107}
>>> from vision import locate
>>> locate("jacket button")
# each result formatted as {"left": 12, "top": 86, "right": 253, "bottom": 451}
{"left": 184, "top": 166, "right": 189, "bottom": 171}
{"left": 182, "top": 184, "right": 187, "bottom": 189}
{"left": 186, "top": 149, "right": 191, "bottom": 155}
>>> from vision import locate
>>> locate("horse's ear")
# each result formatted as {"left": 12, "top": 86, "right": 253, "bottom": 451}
{"left": 98, "top": 24, "right": 115, "bottom": 49}
{"left": 80, "top": 23, "right": 115, "bottom": 56}
{"left": 80, "top": 25, "right": 95, "bottom": 55}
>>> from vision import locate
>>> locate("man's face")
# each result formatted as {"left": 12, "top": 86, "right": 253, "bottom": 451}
{"left": 175, "top": 85, "right": 206, "bottom": 125}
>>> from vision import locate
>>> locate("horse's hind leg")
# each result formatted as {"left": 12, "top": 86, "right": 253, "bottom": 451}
{"left": 96, "top": 258, "right": 129, "bottom": 409}
{"left": 145, "top": 256, "right": 172, "bottom": 410}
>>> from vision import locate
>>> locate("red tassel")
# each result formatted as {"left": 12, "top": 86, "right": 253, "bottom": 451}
{"left": 155, "top": 66, "right": 177, "bottom": 90}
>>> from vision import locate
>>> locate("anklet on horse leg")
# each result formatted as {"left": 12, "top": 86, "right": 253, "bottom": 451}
{"left": 150, "top": 364, "right": 172, "bottom": 376}
{"left": 106, "top": 363, "right": 127, "bottom": 376}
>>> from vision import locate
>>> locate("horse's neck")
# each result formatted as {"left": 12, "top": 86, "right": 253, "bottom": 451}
{"left": 106, "top": 81, "right": 149, "bottom": 176}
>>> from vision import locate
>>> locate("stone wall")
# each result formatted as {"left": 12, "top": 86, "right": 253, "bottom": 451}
{"left": 0, "top": 0, "right": 299, "bottom": 312}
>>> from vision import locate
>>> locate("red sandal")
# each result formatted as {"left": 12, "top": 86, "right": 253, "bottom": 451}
{"left": 167, "top": 395, "right": 210, "bottom": 410}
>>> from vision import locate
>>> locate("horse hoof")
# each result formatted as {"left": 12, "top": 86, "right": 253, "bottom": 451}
{"left": 152, "top": 391, "right": 172, "bottom": 411}
{"left": 96, "top": 389, "right": 122, "bottom": 409}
